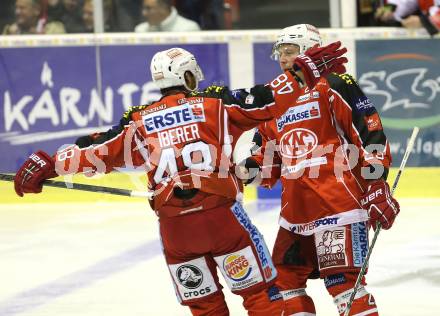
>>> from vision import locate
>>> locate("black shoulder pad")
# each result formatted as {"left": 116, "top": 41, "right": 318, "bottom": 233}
{"left": 192, "top": 85, "right": 226, "bottom": 98}
{"left": 327, "top": 73, "right": 357, "bottom": 89}
{"left": 75, "top": 135, "right": 96, "bottom": 148}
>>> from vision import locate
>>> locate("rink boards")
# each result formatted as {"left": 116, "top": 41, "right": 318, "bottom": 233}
{"left": 1, "top": 167, "right": 439, "bottom": 204}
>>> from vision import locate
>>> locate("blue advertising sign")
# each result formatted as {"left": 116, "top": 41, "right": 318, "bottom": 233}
{"left": 356, "top": 39, "right": 440, "bottom": 166}
{"left": 0, "top": 44, "right": 229, "bottom": 172}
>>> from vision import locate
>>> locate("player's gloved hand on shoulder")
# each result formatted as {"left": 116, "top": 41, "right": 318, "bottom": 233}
{"left": 360, "top": 179, "right": 400, "bottom": 230}
{"left": 14, "top": 150, "right": 57, "bottom": 197}
{"left": 293, "top": 41, "right": 348, "bottom": 88}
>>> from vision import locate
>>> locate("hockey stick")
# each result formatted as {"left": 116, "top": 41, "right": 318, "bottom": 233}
{"left": 0, "top": 173, "right": 151, "bottom": 198}
{"left": 344, "top": 126, "right": 420, "bottom": 316}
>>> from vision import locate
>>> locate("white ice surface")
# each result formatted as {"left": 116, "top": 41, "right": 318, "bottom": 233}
{"left": 0, "top": 198, "right": 439, "bottom": 316}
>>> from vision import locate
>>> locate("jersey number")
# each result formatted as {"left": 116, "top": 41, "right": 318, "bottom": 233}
{"left": 270, "top": 73, "right": 295, "bottom": 95}
{"left": 154, "top": 141, "right": 213, "bottom": 183}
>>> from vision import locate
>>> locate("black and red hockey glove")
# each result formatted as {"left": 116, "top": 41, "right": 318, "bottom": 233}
{"left": 14, "top": 150, "right": 57, "bottom": 197}
{"left": 293, "top": 41, "right": 348, "bottom": 88}
{"left": 360, "top": 180, "right": 400, "bottom": 230}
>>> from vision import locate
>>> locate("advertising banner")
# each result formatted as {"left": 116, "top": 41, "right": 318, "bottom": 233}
{"left": 253, "top": 43, "right": 280, "bottom": 84}
{"left": 0, "top": 43, "right": 229, "bottom": 172}
{"left": 356, "top": 39, "right": 440, "bottom": 166}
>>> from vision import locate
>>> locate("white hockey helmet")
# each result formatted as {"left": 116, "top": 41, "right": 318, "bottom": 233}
{"left": 150, "top": 47, "right": 204, "bottom": 91}
{"left": 271, "top": 24, "right": 323, "bottom": 60}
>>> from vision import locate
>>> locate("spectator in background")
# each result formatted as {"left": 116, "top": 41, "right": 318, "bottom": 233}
{"left": 375, "top": 0, "right": 418, "bottom": 25}
{"left": 400, "top": 1, "right": 440, "bottom": 34}
{"left": 3, "top": 0, "right": 65, "bottom": 34}
{"left": 134, "top": 0, "right": 200, "bottom": 32}
{"left": 82, "top": 0, "right": 95, "bottom": 32}
{"left": 81, "top": 0, "right": 117, "bottom": 32}
{"left": 47, "top": 0, "right": 85, "bottom": 33}
{"left": 375, "top": 0, "right": 440, "bottom": 35}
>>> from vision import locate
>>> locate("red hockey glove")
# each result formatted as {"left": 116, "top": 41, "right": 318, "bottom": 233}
{"left": 293, "top": 41, "right": 348, "bottom": 88}
{"left": 14, "top": 150, "right": 57, "bottom": 197}
{"left": 360, "top": 180, "right": 400, "bottom": 230}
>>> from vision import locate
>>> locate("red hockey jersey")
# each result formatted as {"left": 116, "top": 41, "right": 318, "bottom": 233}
{"left": 54, "top": 72, "right": 304, "bottom": 217}
{"left": 250, "top": 73, "right": 392, "bottom": 235}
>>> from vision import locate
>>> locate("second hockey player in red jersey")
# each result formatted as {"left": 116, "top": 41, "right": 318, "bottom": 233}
{"left": 241, "top": 24, "right": 400, "bottom": 316}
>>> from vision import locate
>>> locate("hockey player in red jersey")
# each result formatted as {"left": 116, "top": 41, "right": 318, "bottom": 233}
{"left": 240, "top": 24, "right": 401, "bottom": 316}
{"left": 13, "top": 44, "right": 347, "bottom": 315}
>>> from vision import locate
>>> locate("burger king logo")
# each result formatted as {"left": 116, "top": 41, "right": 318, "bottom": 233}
{"left": 223, "top": 254, "right": 252, "bottom": 281}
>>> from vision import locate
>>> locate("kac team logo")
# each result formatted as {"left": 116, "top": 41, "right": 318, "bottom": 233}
{"left": 176, "top": 264, "right": 203, "bottom": 289}
{"left": 279, "top": 128, "right": 318, "bottom": 158}
{"left": 223, "top": 254, "right": 252, "bottom": 281}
